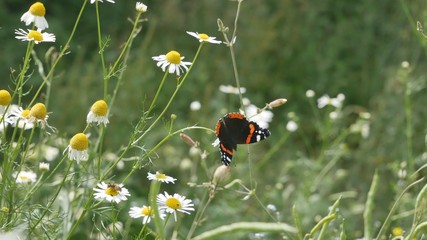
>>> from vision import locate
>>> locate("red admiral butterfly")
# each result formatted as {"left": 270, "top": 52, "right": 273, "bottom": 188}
{"left": 215, "top": 112, "right": 271, "bottom": 165}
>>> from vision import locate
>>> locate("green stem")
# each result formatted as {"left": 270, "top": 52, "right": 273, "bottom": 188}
{"left": 29, "top": 0, "right": 88, "bottom": 106}
{"left": 132, "top": 43, "right": 204, "bottom": 146}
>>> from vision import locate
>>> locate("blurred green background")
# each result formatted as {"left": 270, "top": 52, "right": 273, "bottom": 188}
{"left": 1, "top": 0, "right": 427, "bottom": 238}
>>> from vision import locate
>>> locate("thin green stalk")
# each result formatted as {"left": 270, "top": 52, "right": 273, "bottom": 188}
{"left": 407, "top": 183, "right": 427, "bottom": 237}
{"left": 29, "top": 0, "right": 88, "bottom": 106}
{"left": 404, "top": 76, "right": 413, "bottom": 173}
{"left": 376, "top": 177, "right": 425, "bottom": 239}
{"left": 364, "top": 170, "right": 379, "bottom": 240}
{"left": 122, "top": 126, "right": 212, "bottom": 183}
{"left": 132, "top": 43, "right": 205, "bottom": 146}
{"left": 108, "top": 13, "right": 145, "bottom": 110}
{"left": 186, "top": 191, "right": 211, "bottom": 239}
{"left": 28, "top": 161, "right": 73, "bottom": 235}
{"left": 94, "top": 0, "right": 108, "bottom": 99}
{"left": 292, "top": 205, "right": 304, "bottom": 240}
{"left": 148, "top": 180, "right": 163, "bottom": 240}
{"left": 317, "top": 196, "right": 341, "bottom": 240}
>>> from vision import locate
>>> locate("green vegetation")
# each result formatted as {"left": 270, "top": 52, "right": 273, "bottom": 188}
{"left": 0, "top": 0, "right": 427, "bottom": 239}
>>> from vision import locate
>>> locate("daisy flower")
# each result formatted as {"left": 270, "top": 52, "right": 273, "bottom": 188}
{"left": 135, "top": 2, "right": 148, "bottom": 13}
{"left": 90, "top": 0, "right": 115, "bottom": 4}
{"left": 129, "top": 205, "right": 165, "bottom": 224}
{"left": 20, "top": 2, "right": 49, "bottom": 30}
{"left": 157, "top": 192, "right": 194, "bottom": 221}
{"left": 243, "top": 104, "right": 273, "bottom": 129}
{"left": 152, "top": 50, "right": 192, "bottom": 76}
{"left": 39, "top": 162, "right": 50, "bottom": 172}
{"left": 93, "top": 182, "right": 130, "bottom": 203}
{"left": 15, "top": 29, "right": 55, "bottom": 44}
{"left": 147, "top": 171, "right": 177, "bottom": 184}
{"left": 186, "top": 31, "right": 221, "bottom": 44}
{"left": 64, "top": 133, "right": 89, "bottom": 164}
{"left": 13, "top": 170, "right": 37, "bottom": 184}
{"left": 6, "top": 105, "right": 34, "bottom": 130}
{"left": 87, "top": 100, "right": 109, "bottom": 126}
{"left": 317, "top": 94, "right": 344, "bottom": 109}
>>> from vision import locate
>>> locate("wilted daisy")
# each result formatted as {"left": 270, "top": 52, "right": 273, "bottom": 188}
{"left": 0, "top": 90, "right": 12, "bottom": 108}
{"left": 28, "top": 103, "right": 50, "bottom": 128}
{"left": 135, "top": 2, "right": 147, "bottom": 13}
{"left": 219, "top": 84, "right": 246, "bottom": 94}
{"left": 244, "top": 104, "right": 273, "bottom": 129}
{"left": 90, "top": 0, "right": 115, "bottom": 4}
{"left": 157, "top": 192, "right": 194, "bottom": 221}
{"left": 15, "top": 29, "right": 55, "bottom": 44}
{"left": 186, "top": 31, "right": 221, "bottom": 44}
{"left": 20, "top": 2, "right": 49, "bottom": 30}
{"left": 147, "top": 171, "right": 177, "bottom": 184}
{"left": 13, "top": 170, "right": 37, "bottom": 184}
{"left": 129, "top": 205, "right": 165, "bottom": 224}
{"left": 64, "top": 133, "right": 89, "bottom": 163}
{"left": 152, "top": 50, "right": 192, "bottom": 76}
{"left": 93, "top": 182, "right": 130, "bottom": 203}
{"left": 87, "top": 100, "right": 109, "bottom": 126}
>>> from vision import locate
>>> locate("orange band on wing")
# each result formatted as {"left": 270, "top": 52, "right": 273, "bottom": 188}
{"left": 245, "top": 123, "right": 255, "bottom": 144}
{"left": 220, "top": 143, "right": 233, "bottom": 155}
{"left": 227, "top": 113, "right": 245, "bottom": 119}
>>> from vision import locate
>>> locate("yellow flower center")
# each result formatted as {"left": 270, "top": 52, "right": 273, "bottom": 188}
{"left": 198, "top": 33, "right": 209, "bottom": 40}
{"left": 141, "top": 206, "right": 152, "bottom": 216}
{"left": 27, "top": 30, "right": 43, "bottom": 41}
{"left": 165, "top": 51, "right": 181, "bottom": 64}
{"left": 19, "top": 175, "right": 29, "bottom": 181}
{"left": 155, "top": 173, "right": 167, "bottom": 179}
{"left": 105, "top": 185, "right": 120, "bottom": 196}
{"left": 165, "top": 197, "right": 181, "bottom": 210}
{"left": 0, "top": 90, "right": 11, "bottom": 106}
{"left": 21, "top": 109, "right": 31, "bottom": 118}
{"left": 91, "top": 100, "right": 108, "bottom": 117}
{"left": 70, "top": 133, "right": 89, "bottom": 151}
{"left": 392, "top": 227, "right": 403, "bottom": 236}
{"left": 30, "top": 103, "right": 47, "bottom": 120}
{"left": 29, "top": 2, "right": 46, "bottom": 17}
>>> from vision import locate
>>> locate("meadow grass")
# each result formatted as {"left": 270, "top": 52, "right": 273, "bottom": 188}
{"left": 0, "top": 0, "right": 427, "bottom": 239}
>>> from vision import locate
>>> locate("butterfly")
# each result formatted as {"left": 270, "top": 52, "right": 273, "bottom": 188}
{"left": 215, "top": 112, "right": 270, "bottom": 165}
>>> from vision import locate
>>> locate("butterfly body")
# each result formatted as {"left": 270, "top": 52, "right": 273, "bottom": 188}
{"left": 215, "top": 112, "right": 270, "bottom": 165}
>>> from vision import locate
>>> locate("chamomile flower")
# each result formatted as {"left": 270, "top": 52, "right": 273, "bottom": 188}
{"left": 317, "top": 94, "right": 343, "bottom": 109}
{"left": 20, "top": 2, "right": 49, "bottom": 30}
{"left": 87, "top": 100, "right": 109, "bottom": 126}
{"left": 93, "top": 182, "right": 130, "bottom": 203}
{"left": 15, "top": 29, "right": 55, "bottom": 44}
{"left": 186, "top": 31, "right": 221, "bottom": 44}
{"left": 90, "top": 0, "right": 115, "bottom": 4}
{"left": 147, "top": 171, "right": 177, "bottom": 184}
{"left": 39, "top": 162, "right": 50, "bottom": 172}
{"left": 6, "top": 105, "right": 34, "bottom": 129}
{"left": 13, "top": 170, "right": 37, "bottom": 184}
{"left": 64, "top": 133, "right": 89, "bottom": 164}
{"left": 157, "top": 192, "right": 194, "bottom": 221}
{"left": 244, "top": 104, "right": 273, "bottom": 129}
{"left": 152, "top": 50, "right": 192, "bottom": 76}
{"left": 135, "top": 2, "right": 147, "bottom": 13}
{"left": 129, "top": 205, "right": 165, "bottom": 224}
{"left": 28, "top": 103, "right": 50, "bottom": 128}
{"left": 0, "top": 90, "right": 12, "bottom": 107}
